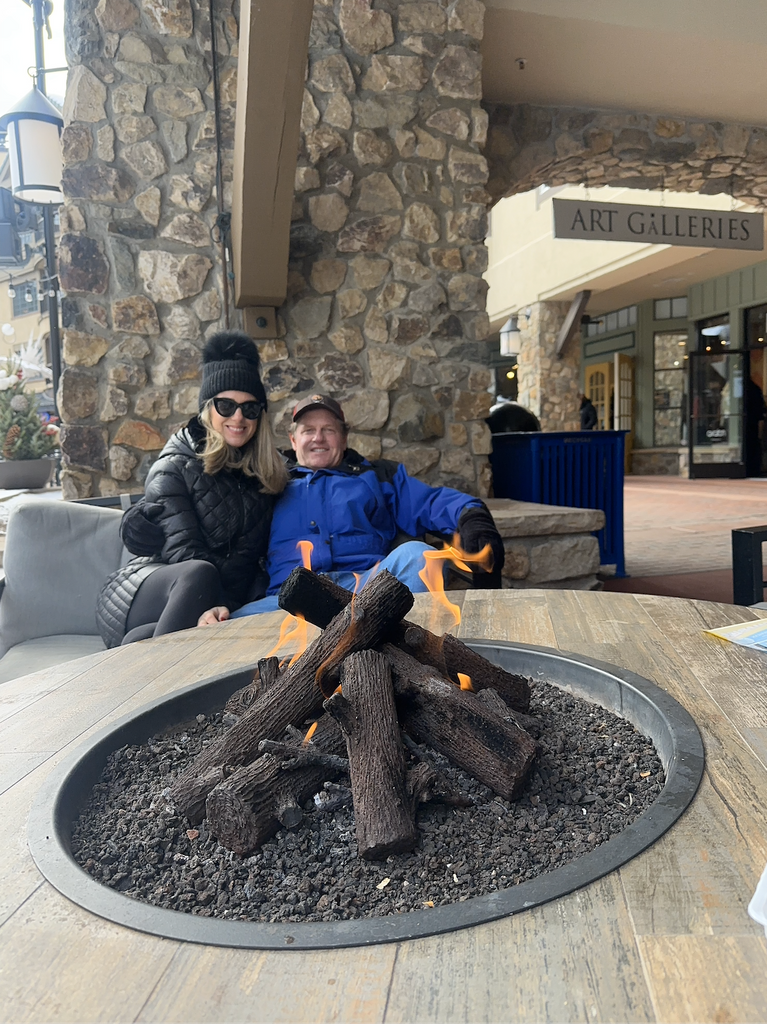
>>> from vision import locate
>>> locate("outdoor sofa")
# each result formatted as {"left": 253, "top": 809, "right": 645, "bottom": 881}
{"left": 0, "top": 497, "right": 136, "bottom": 684}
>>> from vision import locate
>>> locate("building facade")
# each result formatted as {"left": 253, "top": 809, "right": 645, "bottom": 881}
{"left": 53, "top": 0, "right": 767, "bottom": 495}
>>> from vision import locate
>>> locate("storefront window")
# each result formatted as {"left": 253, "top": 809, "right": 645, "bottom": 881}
{"left": 654, "top": 331, "right": 688, "bottom": 446}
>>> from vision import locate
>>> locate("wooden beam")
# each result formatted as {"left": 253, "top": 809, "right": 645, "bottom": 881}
{"left": 555, "top": 289, "right": 591, "bottom": 357}
{"left": 231, "top": 0, "right": 314, "bottom": 309}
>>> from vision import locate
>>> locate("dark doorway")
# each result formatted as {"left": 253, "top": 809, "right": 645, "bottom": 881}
{"left": 744, "top": 305, "right": 767, "bottom": 476}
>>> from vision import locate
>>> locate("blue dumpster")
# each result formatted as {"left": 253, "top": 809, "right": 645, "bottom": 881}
{"left": 489, "top": 430, "right": 627, "bottom": 577}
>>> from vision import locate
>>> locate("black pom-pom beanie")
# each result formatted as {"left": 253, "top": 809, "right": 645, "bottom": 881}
{"left": 198, "top": 330, "right": 267, "bottom": 410}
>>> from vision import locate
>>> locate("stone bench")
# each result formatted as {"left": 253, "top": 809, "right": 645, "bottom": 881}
{"left": 485, "top": 499, "right": 605, "bottom": 591}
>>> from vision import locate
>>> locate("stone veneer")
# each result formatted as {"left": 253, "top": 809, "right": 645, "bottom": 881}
{"left": 485, "top": 103, "right": 767, "bottom": 207}
{"left": 515, "top": 301, "right": 579, "bottom": 432}
{"left": 59, "top": 0, "right": 238, "bottom": 497}
{"left": 487, "top": 499, "right": 603, "bottom": 590}
{"left": 59, "top": 0, "right": 496, "bottom": 498}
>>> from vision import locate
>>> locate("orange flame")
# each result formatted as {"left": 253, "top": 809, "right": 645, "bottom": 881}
{"left": 303, "top": 721, "right": 318, "bottom": 745}
{"left": 457, "top": 672, "right": 474, "bottom": 692}
{"left": 418, "top": 533, "right": 493, "bottom": 633}
{"left": 266, "top": 612, "right": 309, "bottom": 667}
{"left": 297, "top": 540, "right": 314, "bottom": 569}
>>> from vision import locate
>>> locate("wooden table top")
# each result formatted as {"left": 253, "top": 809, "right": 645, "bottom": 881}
{"left": 1, "top": 589, "right": 766, "bottom": 1024}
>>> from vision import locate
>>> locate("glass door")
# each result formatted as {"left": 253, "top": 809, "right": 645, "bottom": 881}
{"left": 688, "top": 351, "right": 746, "bottom": 477}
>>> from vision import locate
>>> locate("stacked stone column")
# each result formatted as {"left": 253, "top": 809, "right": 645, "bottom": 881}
{"left": 516, "top": 301, "right": 579, "bottom": 432}
{"left": 58, "top": 0, "right": 236, "bottom": 497}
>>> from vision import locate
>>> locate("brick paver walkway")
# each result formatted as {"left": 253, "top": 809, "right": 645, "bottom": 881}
{"left": 622, "top": 477, "right": 767, "bottom": 576}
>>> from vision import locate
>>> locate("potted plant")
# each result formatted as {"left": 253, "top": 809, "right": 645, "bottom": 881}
{"left": 0, "top": 369, "right": 58, "bottom": 489}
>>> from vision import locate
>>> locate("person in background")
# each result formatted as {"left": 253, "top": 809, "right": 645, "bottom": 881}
{"left": 96, "top": 331, "right": 287, "bottom": 646}
{"left": 486, "top": 398, "right": 541, "bottom": 433}
{"left": 200, "top": 394, "right": 505, "bottom": 621}
{"left": 579, "top": 393, "right": 598, "bottom": 430}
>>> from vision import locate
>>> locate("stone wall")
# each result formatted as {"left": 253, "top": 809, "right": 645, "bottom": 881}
{"left": 485, "top": 103, "right": 767, "bottom": 206}
{"left": 255, "top": 0, "right": 494, "bottom": 494}
{"left": 515, "top": 300, "right": 579, "bottom": 432}
{"left": 59, "top": 0, "right": 238, "bottom": 497}
{"left": 59, "top": 0, "right": 496, "bottom": 498}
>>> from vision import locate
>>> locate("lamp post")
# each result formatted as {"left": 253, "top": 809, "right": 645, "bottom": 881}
{"left": 0, "top": 0, "right": 64, "bottom": 414}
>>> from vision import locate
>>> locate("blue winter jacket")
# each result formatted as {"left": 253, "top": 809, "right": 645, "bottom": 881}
{"left": 265, "top": 449, "right": 480, "bottom": 593}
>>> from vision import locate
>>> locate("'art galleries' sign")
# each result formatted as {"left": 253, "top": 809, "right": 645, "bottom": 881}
{"left": 553, "top": 199, "right": 764, "bottom": 251}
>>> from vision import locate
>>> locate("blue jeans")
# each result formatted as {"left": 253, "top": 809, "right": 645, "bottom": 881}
{"left": 230, "top": 541, "right": 433, "bottom": 618}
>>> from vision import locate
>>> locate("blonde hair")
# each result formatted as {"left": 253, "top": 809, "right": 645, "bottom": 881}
{"left": 198, "top": 401, "right": 288, "bottom": 495}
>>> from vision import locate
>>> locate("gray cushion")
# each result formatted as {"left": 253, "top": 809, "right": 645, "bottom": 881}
{"left": 0, "top": 635, "right": 107, "bottom": 684}
{"left": 0, "top": 501, "right": 124, "bottom": 657}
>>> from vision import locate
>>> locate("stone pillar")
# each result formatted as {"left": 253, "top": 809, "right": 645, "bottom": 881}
{"left": 264, "top": 0, "right": 494, "bottom": 494}
{"left": 516, "top": 301, "right": 580, "bottom": 432}
{"left": 59, "top": 0, "right": 237, "bottom": 498}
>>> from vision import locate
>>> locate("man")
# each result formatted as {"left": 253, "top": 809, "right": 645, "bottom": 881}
{"left": 202, "top": 394, "right": 504, "bottom": 621}
{"left": 579, "top": 393, "right": 598, "bottom": 430}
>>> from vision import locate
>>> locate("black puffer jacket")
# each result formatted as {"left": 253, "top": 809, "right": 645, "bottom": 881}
{"left": 120, "top": 416, "right": 276, "bottom": 608}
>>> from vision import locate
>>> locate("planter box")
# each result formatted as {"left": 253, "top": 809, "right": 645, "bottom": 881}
{"left": 0, "top": 459, "right": 54, "bottom": 490}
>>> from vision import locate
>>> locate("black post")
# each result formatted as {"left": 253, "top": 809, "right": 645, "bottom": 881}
{"left": 731, "top": 526, "right": 767, "bottom": 606}
{"left": 42, "top": 205, "right": 61, "bottom": 410}
{"left": 30, "top": 0, "right": 61, "bottom": 415}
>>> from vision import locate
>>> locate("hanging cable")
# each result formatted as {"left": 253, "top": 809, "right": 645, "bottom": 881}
{"left": 208, "top": 0, "right": 231, "bottom": 329}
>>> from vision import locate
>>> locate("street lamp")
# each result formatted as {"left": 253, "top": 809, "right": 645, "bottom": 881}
{"left": 0, "top": 87, "right": 63, "bottom": 205}
{"left": 0, "top": 0, "right": 64, "bottom": 414}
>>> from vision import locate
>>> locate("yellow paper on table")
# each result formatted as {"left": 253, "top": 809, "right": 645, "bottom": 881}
{"left": 705, "top": 619, "right": 767, "bottom": 651}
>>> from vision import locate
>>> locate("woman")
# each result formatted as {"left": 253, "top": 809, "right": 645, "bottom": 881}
{"left": 96, "top": 331, "right": 287, "bottom": 646}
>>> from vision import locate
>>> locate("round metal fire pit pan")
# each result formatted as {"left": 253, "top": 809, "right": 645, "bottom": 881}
{"left": 28, "top": 641, "right": 704, "bottom": 950}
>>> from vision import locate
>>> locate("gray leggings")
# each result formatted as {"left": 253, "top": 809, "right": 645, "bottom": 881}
{"left": 121, "top": 560, "right": 222, "bottom": 645}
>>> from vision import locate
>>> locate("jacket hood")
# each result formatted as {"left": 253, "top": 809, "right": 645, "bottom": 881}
{"left": 159, "top": 416, "right": 206, "bottom": 459}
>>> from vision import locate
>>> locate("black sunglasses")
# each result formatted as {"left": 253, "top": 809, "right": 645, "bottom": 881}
{"left": 212, "top": 396, "right": 264, "bottom": 420}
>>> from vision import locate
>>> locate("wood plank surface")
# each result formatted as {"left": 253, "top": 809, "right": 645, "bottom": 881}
{"left": 385, "top": 874, "right": 655, "bottom": 1024}
{"left": 639, "top": 934, "right": 767, "bottom": 1023}
{"left": 136, "top": 944, "right": 397, "bottom": 1023}
{"left": 0, "top": 884, "right": 177, "bottom": 1024}
{"left": 458, "top": 589, "right": 559, "bottom": 648}
{"left": 0, "top": 591, "right": 766, "bottom": 1023}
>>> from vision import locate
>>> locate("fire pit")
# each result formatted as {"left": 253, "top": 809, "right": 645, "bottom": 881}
{"left": 28, "top": 632, "right": 703, "bottom": 950}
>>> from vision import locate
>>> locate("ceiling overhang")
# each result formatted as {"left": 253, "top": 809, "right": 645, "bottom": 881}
{"left": 483, "top": 0, "right": 767, "bottom": 125}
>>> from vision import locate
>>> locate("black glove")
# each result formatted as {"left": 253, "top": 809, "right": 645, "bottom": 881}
{"left": 119, "top": 500, "right": 166, "bottom": 556}
{"left": 457, "top": 504, "right": 504, "bottom": 589}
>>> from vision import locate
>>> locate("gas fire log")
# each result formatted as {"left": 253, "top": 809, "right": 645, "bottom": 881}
{"left": 170, "top": 570, "right": 414, "bottom": 821}
{"left": 382, "top": 644, "right": 537, "bottom": 801}
{"left": 205, "top": 714, "right": 347, "bottom": 856}
{"left": 407, "top": 761, "right": 473, "bottom": 813}
{"left": 475, "top": 686, "right": 542, "bottom": 738}
{"left": 324, "top": 651, "right": 417, "bottom": 859}
{"left": 401, "top": 731, "right": 473, "bottom": 811}
{"left": 224, "top": 656, "right": 281, "bottom": 720}
{"left": 278, "top": 567, "right": 531, "bottom": 711}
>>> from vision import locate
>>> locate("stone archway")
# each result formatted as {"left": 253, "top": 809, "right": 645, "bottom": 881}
{"left": 482, "top": 103, "right": 767, "bottom": 430}
{"left": 485, "top": 103, "right": 767, "bottom": 205}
